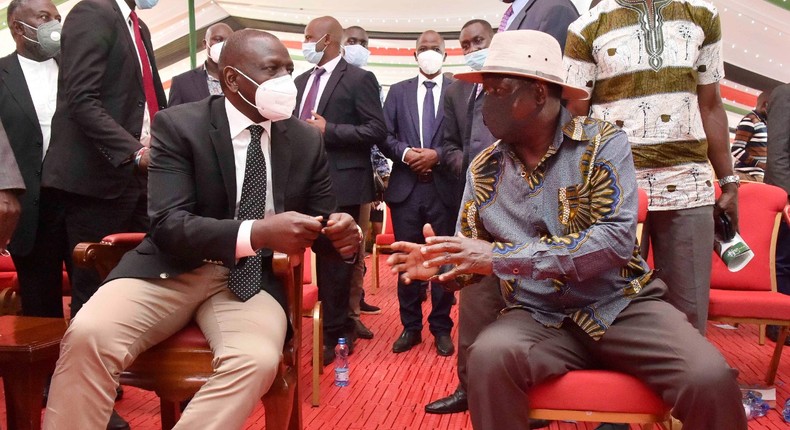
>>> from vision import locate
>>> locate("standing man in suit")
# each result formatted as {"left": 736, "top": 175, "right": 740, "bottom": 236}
{"left": 0, "top": 122, "right": 23, "bottom": 255}
{"left": 43, "top": 29, "right": 360, "bottom": 430}
{"left": 42, "top": 0, "right": 167, "bottom": 319}
{"left": 380, "top": 30, "right": 457, "bottom": 357}
{"left": 168, "top": 22, "right": 234, "bottom": 107}
{"left": 294, "top": 15, "right": 387, "bottom": 364}
{"left": 1, "top": 0, "right": 71, "bottom": 318}
{"left": 500, "top": 0, "right": 579, "bottom": 45}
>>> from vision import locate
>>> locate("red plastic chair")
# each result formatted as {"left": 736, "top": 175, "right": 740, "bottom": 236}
{"left": 370, "top": 204, "right": 394, "bottom": 294}
{"left": 708, "top": 182, "right": 790, "bottom": 385}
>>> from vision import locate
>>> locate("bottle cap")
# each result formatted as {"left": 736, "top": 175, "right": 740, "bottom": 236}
{"left": 338, "top": 337, "right": 346, "bottom": 344}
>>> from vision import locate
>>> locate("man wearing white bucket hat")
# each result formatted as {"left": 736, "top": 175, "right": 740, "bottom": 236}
{"left": 387, "top": 30, "right": 746, "bottom": 430}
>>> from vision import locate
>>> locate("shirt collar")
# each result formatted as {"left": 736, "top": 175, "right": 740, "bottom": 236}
{"left": 224, "top": 97, "right": 272, "bottom": 141}
{"left": 115, "top": 0, "right": 132, "bottom": 21}
{"left": 315, "top": 54, "right": 342, "bottom": 75}
{"left": 417, "top": 72, "right": 442, "bottom": 89}
{"left": 17, "top": 53, "right": 56, "bottom": 68}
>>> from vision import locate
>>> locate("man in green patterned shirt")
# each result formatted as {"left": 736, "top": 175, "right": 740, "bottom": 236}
{"left": 563, "top": 0, "right": 739, "bottom": 335}
{"left": 388, "top": 30, "right": 745, "bottom": 430}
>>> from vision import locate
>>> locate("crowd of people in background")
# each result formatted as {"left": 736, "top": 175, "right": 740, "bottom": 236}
{"left": 0, "top": 0, "right": 789, "bottom": 429}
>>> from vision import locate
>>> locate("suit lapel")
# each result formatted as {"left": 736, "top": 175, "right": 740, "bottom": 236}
{"left": 270, "top": 121, "right": 292, "bottom": 213}
{"left": 429, "top": 76, "right": 451, "bottom": 144}
{"left": 406, "top": 78, "right": 420, "bottom": 141}
{"left": 208, "top": 98, "right": 237, "bottom": 215}
{"left": 316, "top": 58, "right": 347, "bottom": 115}
{"left": 191, "top": 66, "right": 211, "bottom": 99}
{"left": 293, "top": 71, "right": 309, "bottom": 115}
{"left": 508, "top": 0, "right": 537, "bottom": 31}
{"left": 0, "top": 54, "right": 40, "bottom": 130}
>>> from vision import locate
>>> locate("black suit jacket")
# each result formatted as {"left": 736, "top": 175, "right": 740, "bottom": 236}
{"left": 294, "top": 58, "right": 387, "bottom": 207}
{"left": 167, "top": 65, "right": 211, "bottom": 107}
{"left": 107, "top": 96, "right": 339, "bottom": 313}
{"left": 0, "top": 53, "right": 50, "bottom": 255}
{"left": 42, "top": 0, "right": 167, "bottom": 199}
{"left": 507, "top": 0, "right": 580, "bottom": 50}
{"left": 380, "top": 75, "right": 458, "bottom": 208}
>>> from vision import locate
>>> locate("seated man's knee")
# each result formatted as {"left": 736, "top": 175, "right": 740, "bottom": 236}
{"left": 468, "top": 327, "right": 519, "bottom": 377}
{"left": 217, "top": 340, "right": 282, "bottom": 385}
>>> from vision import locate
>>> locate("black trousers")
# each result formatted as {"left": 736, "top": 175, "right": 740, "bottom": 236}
{"left": 52, "top": 177, "right": 148, "bottom": 318}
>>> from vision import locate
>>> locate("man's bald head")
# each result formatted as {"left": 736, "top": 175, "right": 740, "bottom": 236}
{"left": 205, "top": 22, "right": 233, "bottom": 46}
{"left": 304, "top": 16, "right": 343, "bottom": 65}
{"left": 416, "top": 30, "right": 445, "bottom": 52}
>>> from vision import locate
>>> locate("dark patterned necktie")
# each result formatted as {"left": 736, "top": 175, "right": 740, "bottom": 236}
{"left": 422, "top": 81, "right": 436, "bottom": 147}
{"left": 228, "top": 125, "right": 267, "bottom": 301}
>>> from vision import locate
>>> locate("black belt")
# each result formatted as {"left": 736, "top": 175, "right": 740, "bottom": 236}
{"left": 417, "top": 171, "right": 433, "bottom": 183}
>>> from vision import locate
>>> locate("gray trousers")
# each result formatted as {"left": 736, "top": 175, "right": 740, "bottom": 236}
{"left": 457, "top": 275, "right": 505, "bottom": 391}
{"left": 641, "top": 205, "right": 714, "bottom": 334}
{"left": 466, "top": 279, "right": 746, "bottom": 430}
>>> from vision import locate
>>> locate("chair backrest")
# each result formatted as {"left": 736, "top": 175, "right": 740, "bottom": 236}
{"left": 710, "top": 182, "right": 787, "bottom": 292}
{"left": 383, "top": 204, "right": 393, "bottom": 235}
{"left": 637, "top": 188, "right": 648, "bottom": 224}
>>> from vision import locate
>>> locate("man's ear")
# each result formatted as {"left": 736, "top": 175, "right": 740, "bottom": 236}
{"left": 533, "top": 81, "right": 548, "bottom": 106}
{"left": 223, "top": 66, "right": 238, "bottom": 93}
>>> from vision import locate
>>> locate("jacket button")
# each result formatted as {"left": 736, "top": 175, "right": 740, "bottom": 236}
{"left": 133, "top": 132, "right": 141, "bottom": 139}
{"left": 138, "top": 101, "right": 144, "bottom": 107}
{"left": 159, "top": 273, "right": 169, "bottom": 279}
{"left": 36, "top": 170, "right": 41, "bottom": 177}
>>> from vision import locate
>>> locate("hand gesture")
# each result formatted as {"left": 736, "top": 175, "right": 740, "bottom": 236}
{"left": 387, "top": 224, "right": 440, "bottom": 284}
{"left": 323, "top": 212, "right": 360, "bottom": 259}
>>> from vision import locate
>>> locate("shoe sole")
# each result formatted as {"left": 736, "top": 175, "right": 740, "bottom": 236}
{"left": 360, "top": 309, "right": 382, "bottom": 315}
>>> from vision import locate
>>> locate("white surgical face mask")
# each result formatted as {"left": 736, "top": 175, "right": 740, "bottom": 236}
{"left": 416, "top": 50, "right": 444, "bottom": 75}
{"left": 302, "top": 34, "right": 328, "bottom": 65}
{"left": 343, "top": 44, "right": 370, "bottom": 67}
{"left": 233, "top": 68, "right": 297, "bottom": 122}
{"left": 464, "top": 48, "right": 489, "bottom": 71}
{"left": 208, "top": 41, "right": 224, "bottom": 64}
{"left": 135, "top": 0, "right": 159, "bottom": 9}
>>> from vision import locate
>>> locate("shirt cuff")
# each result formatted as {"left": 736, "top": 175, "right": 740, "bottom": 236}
{"left": 235, "top": 220, "right": 256, "bottom": 259}
{"left": 401, "top": 147, "right": 412, "bottom": 163}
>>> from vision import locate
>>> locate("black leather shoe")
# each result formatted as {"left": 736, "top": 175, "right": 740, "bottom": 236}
{"left": 107, "top": 409, "right": 130, "bottom": 430}
{"left": 355, "top": 320, "right": 374, "bottom": 339}
{"left": 435, "top": 334, "right": 454, "bottom": 356}
{"left": 359, "top": 300, "right": 381, "bottom": 314}
{"left": 392, "top": 330, "right": 421, "bottom": 353}
{"left": 425, "top": 388, "right": 468, "bottom": 414}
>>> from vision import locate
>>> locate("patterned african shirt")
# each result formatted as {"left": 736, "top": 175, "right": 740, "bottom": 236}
{"left": 458, "top": 109, "right": 654, "bottom": 340}
{"left": 206, "top": 63, "right": 223, "bottom": 96}
{"left": 731, "top": 110, "right": 768, "bottom": 179}
{"left": 563, "top": 0, "right": 724, "bottom": 211}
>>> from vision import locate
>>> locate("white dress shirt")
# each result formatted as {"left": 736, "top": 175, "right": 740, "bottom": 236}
{"left": 224, "top": 98, "right": 275, "bottom": 258}
{"left": 297, "top": 54, "right": 342, "bottom": 119}
{"left": 115, "top": 0, "right": 153, "bottom": 147}
{"left": 17, "top": 55, "right": 58, "bottom": 159}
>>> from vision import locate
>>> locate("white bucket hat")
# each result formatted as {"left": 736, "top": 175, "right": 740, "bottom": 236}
{"left": 455, "top": 30, "right": 591, "bottom": 101}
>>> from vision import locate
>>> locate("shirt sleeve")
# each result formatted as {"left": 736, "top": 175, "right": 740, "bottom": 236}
{"left": 490, "top": 130, "right": 639, "bottom": 283}
{"left": 695, "top": 7, "right": 724, "bottom": 85}
{"left": 235, "top": 219, "right": 256, "bottom": 258}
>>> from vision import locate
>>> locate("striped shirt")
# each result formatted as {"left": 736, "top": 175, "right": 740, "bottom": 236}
{"left": 731, "top": 110, "right": 767, "bottom": 178}
{"left": 564, "top": 0, "right": 724, "bottom": 210}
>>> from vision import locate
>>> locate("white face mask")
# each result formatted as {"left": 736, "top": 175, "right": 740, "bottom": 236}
{"left": 302, "top": 34, "right": 328, "bottom": 65}
{"left": 464, "top": 48, "right": 489, "bottom": 71}
{"left": 232, "top": 69, "right": 297, "bottom": 122}
{"left": 416, "top": 50, "right": 444, "bottom": 75}
{"left": 135, "top": 0, "right": 159, "bottom": 9}
{"left": 343, "top": 44, "right": 370, "bottom": 67}
{"left": 208, "top": 41, "right": 224, "bottom": 64}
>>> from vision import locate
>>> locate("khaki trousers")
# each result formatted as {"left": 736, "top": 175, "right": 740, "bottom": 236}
{"left": 467, "top": 279, "right": 746, "bottom": 430}
{"left": 43, "top": 263, "right": 287, "bottom": 430}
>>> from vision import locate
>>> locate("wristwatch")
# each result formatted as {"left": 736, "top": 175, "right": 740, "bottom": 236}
{"left": 718, "top": 175, "right": 740, "bottom": 188}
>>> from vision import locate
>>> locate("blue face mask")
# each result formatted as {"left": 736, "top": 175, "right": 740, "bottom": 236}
{"left": 135, "top": 0, "right": 159, "bottom": 9}
{"left": 464, "top": 48, "right": 489, "bottom": 71}
{"left": 343, "top": 44, "right": 370, "bottom": 67}
{"left": 302, "top": 34, "right": 328, "bottom": 65}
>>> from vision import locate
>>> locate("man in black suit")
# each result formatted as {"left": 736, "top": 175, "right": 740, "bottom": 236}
{"left": 43, "top": 29, "right": 360, "bottom": 430}
{"left": 167, "top": 22, "right": 233, "bottom": 107}
{"left": 294, "top": 15, "right": 387, "bottom": 364}
{"left": 380, "top": 30, "right": 457, "bottom": 357}
{"left": 1, "top": 0, "right": 71, "bottom": 318}
{"left": 0, "top": 122, "right": 23, "bottom": 253}
{"left": 41, "top": 0, "right": 167, "bottom": 319}
{"left": 500, "top": 0, "right": 579, "bottom": 46}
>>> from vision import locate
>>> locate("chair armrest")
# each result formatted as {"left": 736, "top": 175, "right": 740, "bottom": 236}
{"left": 73, "top": 234, "right": 146, "bottom": 280}
{"left": 784, "top": 205, "right": 789, "bottom": 227}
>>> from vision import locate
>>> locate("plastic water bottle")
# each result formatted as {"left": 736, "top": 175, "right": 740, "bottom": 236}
{"left": 782, "top": 398, "right": 790, "bottom": 423}
{"left": 742, "top": 390, "right": 770, "bottom": 420}
{"left": 334, "top": 337, "right": 349, "bottom": 387}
